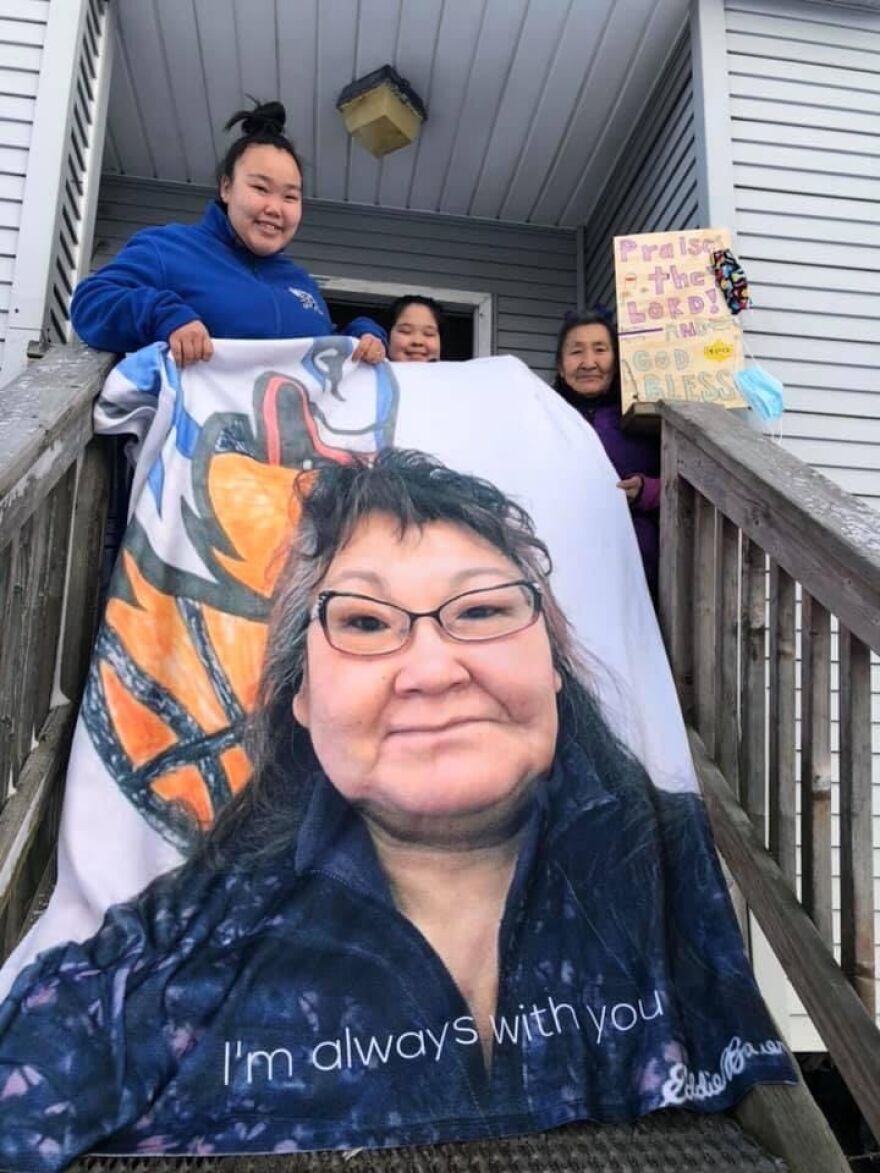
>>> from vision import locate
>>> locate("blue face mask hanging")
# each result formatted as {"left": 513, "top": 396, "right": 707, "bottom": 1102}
{"left": 735, "top": 365, "right": 785, "bottom": 423}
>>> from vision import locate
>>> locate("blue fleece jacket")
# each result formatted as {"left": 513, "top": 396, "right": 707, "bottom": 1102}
{"left": 71, "top": 201, "right": 384, "bottom": 353}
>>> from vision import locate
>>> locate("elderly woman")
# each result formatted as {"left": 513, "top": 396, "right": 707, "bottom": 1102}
{"left": 0, "top": 453, "right": 793, "bottom": 1166}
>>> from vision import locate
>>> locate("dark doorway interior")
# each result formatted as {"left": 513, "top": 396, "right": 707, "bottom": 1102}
{"left": 326, "top": 294, "right": 475, "bottom": 361}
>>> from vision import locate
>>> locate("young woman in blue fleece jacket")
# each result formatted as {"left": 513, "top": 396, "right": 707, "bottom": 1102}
{"left": 71, "top": 101, "right": 386, "bottom": 368}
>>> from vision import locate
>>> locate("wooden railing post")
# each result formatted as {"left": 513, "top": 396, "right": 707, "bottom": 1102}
{"left": 0, "top": 342, "right": 114, "bottom": 949}
{"left": 800, "top": 591, "right": 834, "bottom": 948}
{"left": 659, "top": 423, "right": 695, "bottom": 723}
{"left": 768, "top": 562, "right": 797, "bottom": 888}
{"left": 838, "top": 627, "right": 875, "bottom": 1015}
{"left": 658, "top": 400, "right": 880, "bottom": 1144}
{"left": 740, "top": 537, "right": 767, "bottom": 842}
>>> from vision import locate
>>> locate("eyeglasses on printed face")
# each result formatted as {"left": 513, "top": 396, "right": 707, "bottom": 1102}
{"left": 311, "top": 580, "right": 543, "bottom": 656}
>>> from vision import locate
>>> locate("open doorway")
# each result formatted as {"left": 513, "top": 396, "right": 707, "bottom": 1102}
{"left": 316, "top": 278, "right": 493, "bottom": 361}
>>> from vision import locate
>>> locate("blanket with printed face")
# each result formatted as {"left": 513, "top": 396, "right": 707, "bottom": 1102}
{"left": 0, "top": 340, "right": 795, "bottom": 1168}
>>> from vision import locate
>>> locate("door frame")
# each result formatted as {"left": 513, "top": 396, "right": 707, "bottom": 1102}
{"left": 314, "top": 276, "right": 493, "bottom": 358}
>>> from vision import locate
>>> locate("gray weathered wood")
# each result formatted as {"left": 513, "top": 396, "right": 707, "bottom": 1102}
{"left": 31, "top": 467, "right": 76, "bottom": 727}
{"left": 838, "top": 627, "right": 875, "bottom": 1015}
{"left": 740, "top": 537, "right": 766, "bottom": 840}
{"left": 689, "top": 728, "right": 880, "bottom": 1146}
{"left": 0, "top": 343, "right": 114, "bottom": 547}
{"left": 658, "top": 426, "right": 695, "bottom": 721}
{"left": 0, "top": 705, "right": 76, "bottom": 959}
{"left": 659, "top": 402, "right": 880, "bottom": 656}
{"left": 734, "top": 1080, "right": 851, "bottom": 1173}
{"left": 60, "top": 439, "right": 112, "bottom": 704}
{"left": 0, "top": 524, "right": 29, "bottom": 800}
{"left": 693, "top": 493, "right": 717, "bottom": 756}
{"left": 768, "top": 563, "right": 796, "bottom": 888}
{"left": 716, "top": 516, "right": 740, "bottom": 790}
{"left": 800, "top": 591, "right": 833, "bottom": 947}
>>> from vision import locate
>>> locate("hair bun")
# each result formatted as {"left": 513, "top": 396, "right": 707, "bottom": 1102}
{"left": 225, "top": 100, "right": 287, "bottom": 138}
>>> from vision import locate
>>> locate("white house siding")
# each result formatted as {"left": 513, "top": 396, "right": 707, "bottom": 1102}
{"left": 90, "top": 176, "right": 578, "bottom": 380}
{"left": 581, "top": 31, "right": 700, "bottom": 312}
{"left": 0, "top": 0, "right": 112, "bottom": 387}
{"left": 695, "top": 0, "right": 880, "bottom": 1048}
{"left": 0, "top": 0, "right": 50, "bottom": 375}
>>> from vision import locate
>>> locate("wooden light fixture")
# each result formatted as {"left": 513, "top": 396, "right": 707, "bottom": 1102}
{"left": 337, "top": 65, "right": 427, "bottom": 158}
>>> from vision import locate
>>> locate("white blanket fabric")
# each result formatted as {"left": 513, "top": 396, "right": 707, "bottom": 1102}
{"left": 0, "top": 338, "right": 695, "bottom": 999}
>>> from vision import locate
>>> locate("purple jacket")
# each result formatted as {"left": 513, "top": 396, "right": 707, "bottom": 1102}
{"left": 561, "top": 388, "right": 660, "bottom": 597}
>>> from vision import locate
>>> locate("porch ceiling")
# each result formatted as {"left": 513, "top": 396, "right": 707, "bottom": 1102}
{"left": 104, "top": 0, "right": 689, "bottom": 228}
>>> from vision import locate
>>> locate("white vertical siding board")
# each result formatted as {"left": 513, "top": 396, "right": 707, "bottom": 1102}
{"left": 737, "top": 186, "right": 880, "bottom": 224}
{"left": 735, "top": 163, "right": 880, "bottom": 199}
{"left": 727, "top": 27, "right": 880, "bottom": 67}
{"left": 751, "top": 284, "right": 880, "bottom": 319}
{"left": 91, "top": 174, "right": 577, "bottom": 379}
{"left": 730, "top": 72, "right": 880, "bottom": 113}
{"left": 405, "top": 0, "right": 487, "bottom": 211}
{"left": 0, "top": 197, "right": 19, "bottom": 228}
{"left": 192, "top": 0, "right": 242, "bottom": 170}
{"left": 465, "top": 0, "right": 570, "bottom": 220}
{"left": 313, "top": 0, "right": 358, "bottom": 204}
{"left": 1, "top": 0, "right": 86, "bottom": 382}
{"left": 277, "top": 0, "right": 318, "bottom": 197}
{"left": 499, "top": 0, "right": 616, "bottom": 224}
{"left": 0, "top": 18, "right": 45, "bottom": 46}
{"left": 0, "top": 120, "right": 30, "bottom": 149}
{"left": 730, "top": 94, "right": 879, "bottom": 134}
{"left": 582, "top": 43, "right": 693, "bottom": 259}
{"left": 560, "top": 7, "right": 694, "bottom": 228}
{"left": 235, "top": 0, "right": 279, "bottom": 113}
{"left": 733, "top": 141, "right": 880, "bottom": 180}
{"left": 784, "top": 413, "right": 880, "bottom": 444}
{"left": 727, "top": 0, "right": 880, "bottom": 35}
{"left": 729, "top": 51, "right": 880, "bottom": 92}
{"left": 0, "top": 66, "right": 36, "bottom": 97}
{"left": 106, "top": 19, "right": 154, "bottom": 175}
{"left": 737, "top": 210, "right": 880, "bottom": 249}
{"left": 738, "top": 233, "right": 878, "bottom": 270}
{"left": 0, "top": 144, "right": 26, "bottom": 174}
{"left": 535, "top": 0, "right": 682, "bottom": 227}
{"left": 346, "top": 0, "right": 402, "bottom": 208}
{"left": 375, "top": 0, "right": 442, "bottom": 211}
{"left": 692, "top": 0, "right": 738, "bottom": 227}
{"left": 0, "top": 1, "right": 48, "bottom": 20}
{"left": 437, "top": 0, "right": 530, "bottom": 216}
{"left": 581, "top": 30, "right": 698, "bottom": 309}
{"left": 742, "top": 331, "right": 878, "bottom": 366}
{"left": 0, "top": 93, "right": 36, "bottom": 121}
{"left": 150, "top": 0, "right": 216, "bottom": 183}
{"left": 0, "top": 42, "right": 39, "bottom": 70}
{"left": 115, "top": 0, "right": 188, "bottom": 180}
{"left": 730, "top": 117, "right": 880, "bottom": 156}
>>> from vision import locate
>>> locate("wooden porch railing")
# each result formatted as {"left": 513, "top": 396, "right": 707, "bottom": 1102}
{"left": 0, "top": 343, "right": 114, "bottom": 953}
{"left": 659, "top": 401, "right": 880, "bottom": 1148}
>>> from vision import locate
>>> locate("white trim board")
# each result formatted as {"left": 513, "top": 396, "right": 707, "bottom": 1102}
{"left": 314, "top": 276, "right": 494, "bottom": 360}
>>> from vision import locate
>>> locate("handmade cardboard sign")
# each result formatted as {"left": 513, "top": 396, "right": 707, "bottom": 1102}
{"left": 614, "top": 227, "right": 747, "bottom": 412}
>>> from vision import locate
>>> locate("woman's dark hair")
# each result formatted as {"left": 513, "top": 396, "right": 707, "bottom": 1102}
{"left": 202, "top": 449, "right": 643, "bottom": 869}
{"left": 217, "top": 99, "right": 303, "bottom": 186}
{"left": 387, "top": 294, "right": 445, "bottom": 338}
{"left": 553, "top": 307, "right": 620, "bottom": 406}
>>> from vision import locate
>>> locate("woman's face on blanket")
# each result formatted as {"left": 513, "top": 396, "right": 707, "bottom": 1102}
{"left": 388, "top": 304, "right": 442, "bottom": 362}
{"left": 293, "top": 515, "right": 560, "bottom": 844}
{"left": 558, "top": 323, "right": 616, "bottom": 398}
{"left": 219, "top": 144, "right": 303, "bottom": 257}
